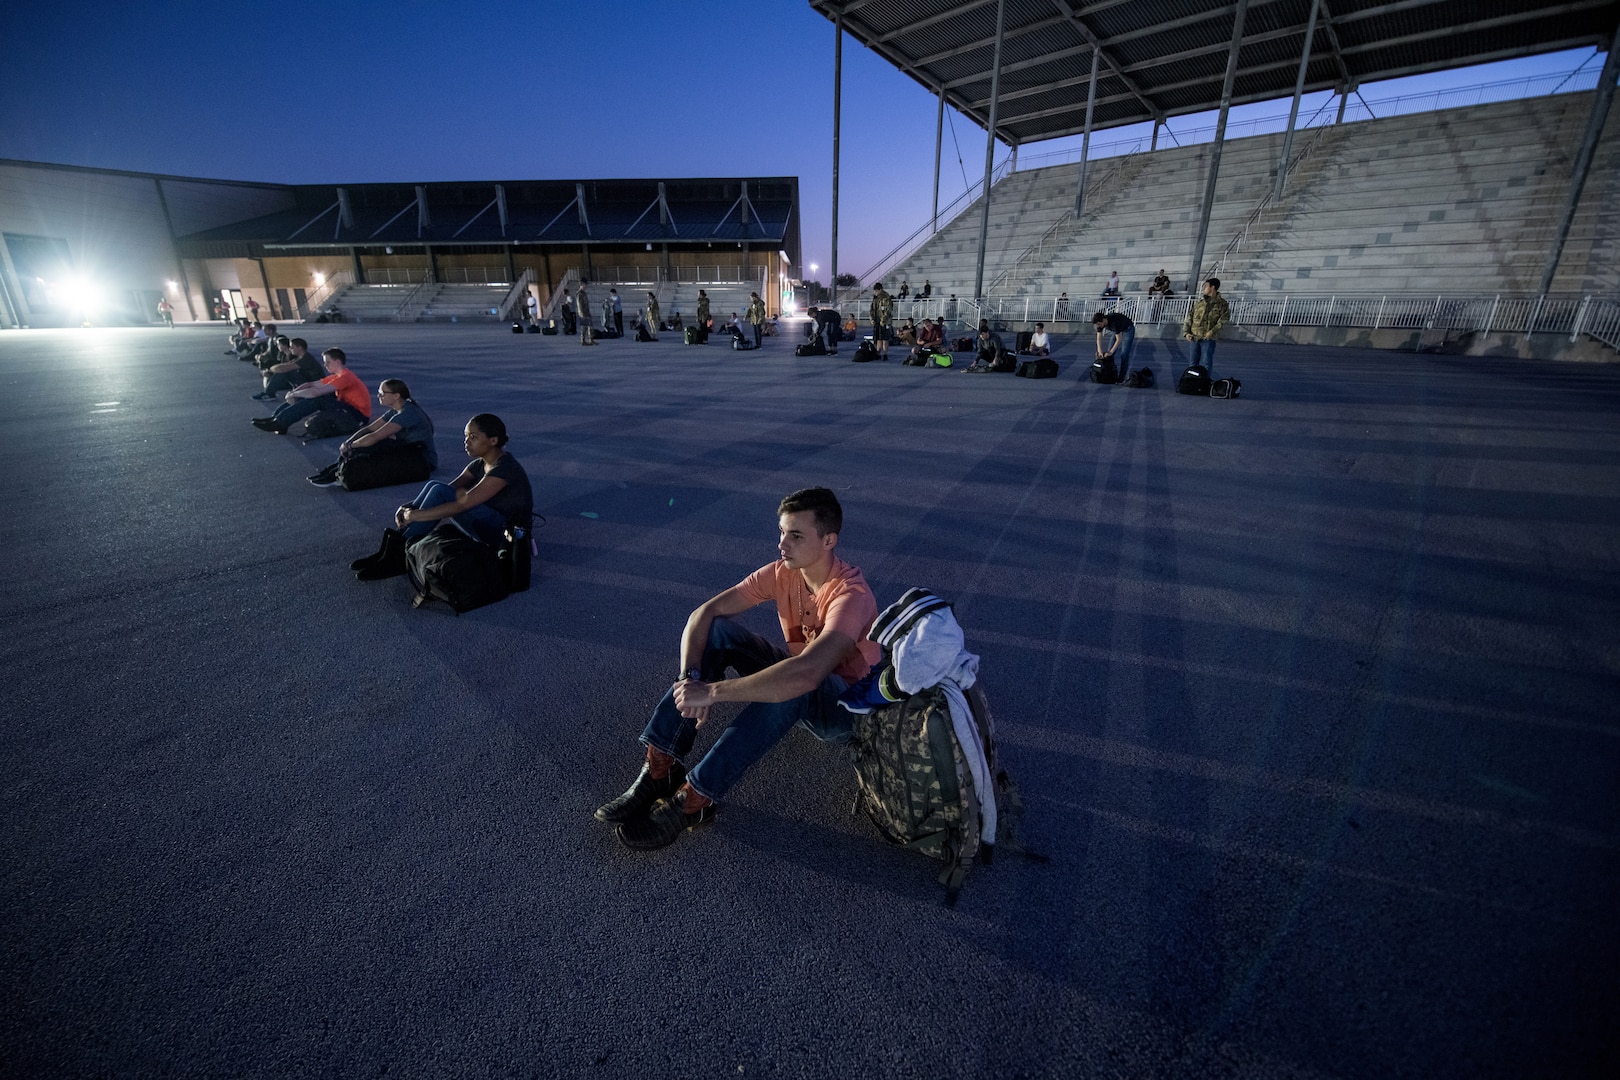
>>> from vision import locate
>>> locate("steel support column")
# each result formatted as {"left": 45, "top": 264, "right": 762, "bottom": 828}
{"left": 972, "top": 0, "right": 1008, "bottom": 303}
{"left": 1273, "top": 0, "right": 1320, "bottom": 204}
{"left": 932, "top": 86, "right": 945, "bottom": 234}
{"left": 1186, "top": 0, "right": 1249, "bottom": 294}
{"left": 1073, "top": 46, "right": 1101, "bottom": 219}
{"left": 831, "top": 14, "right": 844, "bottom": 307}
{"left": 1538, "top": 22, "right": 1620, "bottom": 295}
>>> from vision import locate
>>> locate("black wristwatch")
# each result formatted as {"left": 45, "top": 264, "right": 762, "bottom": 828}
{"left": 677, "top": 668, "right": 701, "bottom": 683}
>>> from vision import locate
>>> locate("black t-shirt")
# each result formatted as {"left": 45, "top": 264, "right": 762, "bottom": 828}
{"left": 293, "top": 352, "right": 324, "bottom": 383}
{"left": 468, "top": 454, "right": 533, "bottom": 526}
{"left": 813, "top": 309, "right": 841, "bottom": 330}
{"left": 1100, "top": 312, "right": 1133, "bottom": 333}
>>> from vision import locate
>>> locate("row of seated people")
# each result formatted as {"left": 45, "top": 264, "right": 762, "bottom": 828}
{"left": 235, "top": 335, "right": 535, "bottom": 581}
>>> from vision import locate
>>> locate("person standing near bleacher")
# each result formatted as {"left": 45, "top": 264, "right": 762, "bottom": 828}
{"left": 610, "top": 289, "right": 624, "bottom": 336}
{"left": 576, "top": 283, "right": 592, "bottom": 345}
{"left": 746, "top": 292, "right": 766, "bottom": 350}
{"left": 869, "top": 282, "right": 895, "bottom": 361}
{"left": 1182, "top": 277, "right": 1230, "bottom": 372}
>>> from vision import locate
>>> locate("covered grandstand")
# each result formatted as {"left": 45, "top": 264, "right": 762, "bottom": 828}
{"left": 0, "top": 169, "right": 799, "bottom": 330}
{"left": 810, "top": 0, "right": 1620, "bottom": 358}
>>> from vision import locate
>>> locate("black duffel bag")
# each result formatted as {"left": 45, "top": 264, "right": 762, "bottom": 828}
{"left": 337, "top": 444, "right": 434, "bottom": 492}
{"left": 406, "top": 523, "right": 510, "bottom": 614}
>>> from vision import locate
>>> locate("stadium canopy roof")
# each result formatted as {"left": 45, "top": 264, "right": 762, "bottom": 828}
{"left": 808, "top": 0, "right": 1620, "bottom": 145}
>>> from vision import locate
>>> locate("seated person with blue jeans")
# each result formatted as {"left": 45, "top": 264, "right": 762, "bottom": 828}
{"left": 252, "top": 347, "right": 371, "bottom": 435}
{"left": 254, "top": 337, "right": 323, "bottom": 401}
{"left": 308, "top": 378, "right": 437, "bottom": 487}
{"left": 1093, "top": 310, "right": 1135, "bottom": 380}
{"left": 595, "top": 486, "right": 881, "bottom": 850}
{"left": 351, "top": 413, "right": 532, "bottom": 581}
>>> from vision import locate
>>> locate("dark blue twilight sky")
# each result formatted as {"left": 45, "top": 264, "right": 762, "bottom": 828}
{"left": 0, "top": 0, "right": 1597, "bottom": 277}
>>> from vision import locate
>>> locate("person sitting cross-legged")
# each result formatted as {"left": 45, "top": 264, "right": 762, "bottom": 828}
{"left": 252, "top": 347, "right": 371, "bottom": 435}
{"left": 595, "top": 486, "right": 881, "bottom": 850}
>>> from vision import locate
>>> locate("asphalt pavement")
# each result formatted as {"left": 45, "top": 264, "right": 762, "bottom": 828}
{"left": 2, "top": 322, "right": 1616, "bottom": 1078}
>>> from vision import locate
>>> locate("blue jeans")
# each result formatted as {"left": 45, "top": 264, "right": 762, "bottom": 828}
{"left": 1190, "top": 338, "right": 1217, "bottom": 370}
{"left": 752, "top": 322, "right": 763, "bottom": 349}
{"left": 641, "top": 617, "right": 852, "bottom": 802}
{"left": 271, "top": 394, "right": 364, "bottom": 429}
{"left": 401, "top": 480, "right": 507, "bottom": 545}
{"left": 1112, "top": 327, "right": 1136, "bottom": 378}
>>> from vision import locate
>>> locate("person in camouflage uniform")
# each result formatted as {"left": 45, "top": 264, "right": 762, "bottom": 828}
{"left": 869, "top": 281, "right": 895, "bottom": 361}
{"left": 746, "top": 292, "right": 766, "bottom": 350}
{"left": 1182, "top": 276, "right": 1230, "bottom": 371}
{"left": 645, "top": 292, "right": 660, "bottom": 338}
{"left": 575, "top": 283, "right": 592, "bottom": 345}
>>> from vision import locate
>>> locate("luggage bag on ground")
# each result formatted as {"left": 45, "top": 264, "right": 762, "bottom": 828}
{"left": 1210, "top": 377, "right": 1242, "bottom": 398}
{"left": 1015, "top": 330, "right": 1034, "bottom": 353}
{"left": 405, "top": 523, "right": 511, "bottom": 614}
{"left": 844, "top": 589, "right": 1043, "bottom": 905}
{"left": 337, "top": 446, "right": 433, "bottom": 492}
{"left": 1177, "top": 365, "right": 1212, "bottom": 395}
{"left": 1016, "top": 358, "right": 1059, "bottom": 379}
{"left": 1089, "top": 357, "right": 1118, "bottom": 384}
{"left": 301, "top": 409, "right": 364, "bottom": 441}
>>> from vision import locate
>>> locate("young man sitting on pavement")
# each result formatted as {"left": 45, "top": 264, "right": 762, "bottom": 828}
{"left": 252, "top": 347, "right": 371, "bottom": 435}
{"left": 965, "top": 321, "right": 1009, "bottom": 372}
{"left": 1028, "top": 322, "right": 1051, "bottom": 357}
{"left": 253, "top": 336, "right": 322, "bottom": 400}
{"left": 595, "top": 486, "right": 881, "bottom": 850}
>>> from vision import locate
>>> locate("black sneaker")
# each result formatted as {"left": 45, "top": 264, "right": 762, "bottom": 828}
{"left": 308, "top": 474, "right": 341, "bottom": 488}
{"left": 594, "top": 762, "right": 687, "bottom": 824}
{"left": 616, "top": 790, "right": 715, "bottom": 850}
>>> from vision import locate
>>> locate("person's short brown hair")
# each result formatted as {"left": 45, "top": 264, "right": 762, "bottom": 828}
{"left": 778, "top": 487, "right": 842, "bottom": 538}
{"left": 289, "top": 337, "right": 307, "bottom": 349}
{"left": 322, "top": 347, "right": 346, "bottom": 364}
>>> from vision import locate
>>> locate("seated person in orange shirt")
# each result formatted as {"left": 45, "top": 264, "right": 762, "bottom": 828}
{"left": 252, "top": 347, "right": 372, "bottom": 434}
{"left": 595, "top": 486, "right": 881, "bottom": 851}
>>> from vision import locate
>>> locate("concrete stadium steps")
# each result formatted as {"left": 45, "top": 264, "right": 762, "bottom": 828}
{"left": 657, "top": 284, "right": 760, "bottom": 324}
{"left": 881, "top": 165, "right": 1087, "bottom": 298}
{"left": 323, "top": 283, "right": 419, "bottom": 322}
{"left": 1219, "top": 92, "right": 1620, "bottom": 296}
{"left": 403, "top": 283, "right": 512, "bottom": 322}
{"left": 1015, "top": 131, "right": 1307, "bottom": 301}
{"left": 893, "top": 89, "right": 1617, "bottom": 306}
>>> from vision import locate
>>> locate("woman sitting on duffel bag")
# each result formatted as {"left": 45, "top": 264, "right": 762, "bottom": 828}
{"left": 309, "top": 379, "right": 437, "bottom": 490}
{"left": 351, "top": 412, "right": 532, "bottom": 581}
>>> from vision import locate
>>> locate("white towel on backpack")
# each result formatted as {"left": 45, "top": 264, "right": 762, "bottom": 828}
{"left": 889, "top": 608, "right": 996, "bottom": 845}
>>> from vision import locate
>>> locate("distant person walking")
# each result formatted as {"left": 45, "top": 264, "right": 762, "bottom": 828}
{"left": 1182, "top": 277, "right": 1230, "bottom": 371}
{"left": 157, "top": 297, "right": 173, "bottom": 327}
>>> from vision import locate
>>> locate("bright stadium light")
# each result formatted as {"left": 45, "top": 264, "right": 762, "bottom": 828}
{"left": 166, "top": 280, "right": 178, "bottom": 290}
{"left": 313, "top": 272, "right": 325, "bottom": 286}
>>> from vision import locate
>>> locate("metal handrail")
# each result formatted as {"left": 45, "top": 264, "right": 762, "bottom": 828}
{"left": 302, "top": 271, "right": 352, "bottom": 316}
{"left": 392, "top": 279, "right": 434, "bottom": 320}
{"left": 1211, "top": 118, "right": 1337, "bottom": 277}
{"left": 985, "top": 151, "right": 1142, "bottom": 296}
{"left": 498, "top": 268, "right": 536, "bottom": 321}
{"left": 962, "top": 290, "right": 1616, "bottom": 351}
{"left": 853, "top": 156, "right": 1015, "bottom": 289}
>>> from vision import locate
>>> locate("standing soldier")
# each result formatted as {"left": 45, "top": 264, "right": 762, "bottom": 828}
{"left": 576, "top": 282, "right": 593, "bottom": 345}
{"left": 1181, "top": 277, "right": 1230, "bottom": 372}
{"left": 696, "top": 289, "right": 711, "bottom": 341}
{"left": 645, "top": 292, "right": 661, "bottom": 338}
{"left": 869, "top": 281, "right": 895, "bottom": 361}
{"left": 745, "top": 292, "right": 766, "bottom": 350}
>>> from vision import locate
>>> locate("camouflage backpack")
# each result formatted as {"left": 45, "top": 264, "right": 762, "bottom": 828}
{"left": 843, "top": 589, "right": 1040, "bottom": 904}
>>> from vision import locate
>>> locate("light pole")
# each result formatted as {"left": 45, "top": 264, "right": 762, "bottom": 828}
{"left": 809, "top": 263, "right": 818, "bottom": 306}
